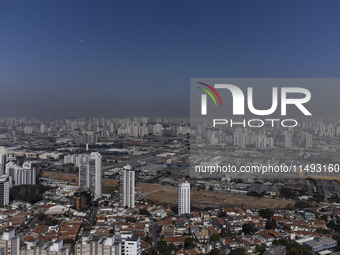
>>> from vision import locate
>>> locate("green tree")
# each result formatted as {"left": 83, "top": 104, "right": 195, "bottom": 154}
{"left": 332, "top": 234, "right": 340, "bottom": 249}
{"left": 327, "top": 220, "right": 336, "bottom": 230}
{"left": 142, "top": 247, "right": 158, "bottom": 255}
{"left": 295, "top": 200, "right": 312, "bottom": 209}
{"left": 259, "top": 209, "right": 274, "bottom": 219}
{"left": 321, "top": 215, "right": 328, "bottom": 222}
{"left": 145, "top": 234, "right": 153, "bottom": 245}
{"left": 219, "top": 211, "right": 227, "bottom": 217}
{"left": 247, "top": 191, "right": 264, "bottom": 197}
{"left": 139, "top": 209, "right": 151, "bottom": 216}
{"left": 279, "top": 188, "right": 297, "bottom": 199}
{"left": 242, "top": 223, "right": 258, "bottom": 234}
{"left": 221, "top": 228, "right": 231, "bottom": 237}
{"left": 313, "top": 194, "right": 325, "bottom": 203}
{"left": 208, "top": 248, "right": 223, "bottom": 255}
{"left": 125, "top": 217, "right": 137, "bottom": 223}
{"left": 229, "top": 248, "right": 247, "bottom": 255}
{"left": 210, "top": 233, "right": 221, "bottom": 242}
{"left": 156, "top": 240, "right": 171, "bottom": 255}
{"left": 37, "top": 212, "right": 46, "bottom": 221}
{"left": 272, "top": 239, "right": 312, "bottom": 255}
{"left": 315, "top": 228, "right": 331, "bottom": 234}
{"left": 168, "top": 243, "right": 176, "bottom": 252}
{"left": 184, "top": 237, "right": 195, "bottom": 249}
{"left": 265, "top": 219, "right": 277, "bottom": 229}
{"left": 10, "top": 184, "right": 51, "bottom": 204}
{"left": 63, "top": 239, "right": 76, "bottom": 254}
{"left": 255, "top": 244, "right": 266, "bottom": 253}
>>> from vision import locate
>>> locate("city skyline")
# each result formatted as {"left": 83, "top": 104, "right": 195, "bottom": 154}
{"left": 1, "top": 1, "right": 340, "bottom": 254}
{"left": 0, "top": 114, "right": 340, "bottom": 254}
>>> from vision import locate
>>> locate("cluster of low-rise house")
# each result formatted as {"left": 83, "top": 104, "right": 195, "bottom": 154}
{"left": 1, "top": 192, "right": 340, "bottom": 254}
{"left": 0, "top": 198, "right": 172, "bottom": 254}
{"left": 156, "top": 206, "right": 339, "bottom": 254}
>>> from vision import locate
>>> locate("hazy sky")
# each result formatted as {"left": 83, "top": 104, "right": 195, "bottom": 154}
{"left": 1, "top": 0, "right": 340, "bottom": 118}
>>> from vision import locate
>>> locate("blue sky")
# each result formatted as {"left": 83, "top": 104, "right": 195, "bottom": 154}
{"left": 1, "top": 0, "right": 339, "bottom": 117}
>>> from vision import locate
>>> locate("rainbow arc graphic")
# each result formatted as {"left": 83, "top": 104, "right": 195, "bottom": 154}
{"left": 196, "top": 82, "right": 223, "bottom": 106}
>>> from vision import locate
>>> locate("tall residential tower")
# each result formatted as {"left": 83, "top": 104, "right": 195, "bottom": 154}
{"left": 0, "top": 154, "right": 6, "bottom": 176}
{"left": 120, "top": 165, "right": 135, "bottom": 208}
{"left": 0, "top": 177, "right": 9, "bottom": 207}
{"left": 178, "top": 181, "right": 190, "bottom": 215}
{"left": 78, "top": 152, "right": 102, "bottom": 199}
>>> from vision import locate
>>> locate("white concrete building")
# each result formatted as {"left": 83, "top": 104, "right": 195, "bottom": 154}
{"left": 120, "top": 234, "right": 140, "bottom": 255}
{"left": 0, "top": 154, "right": 6, "bottom": 176}
{"left": 5, "top": 161, "right": 36, "bottom": 186}
{"left": 0, "top": 176, "right": 9, "bottom": 207}
{"left": 178, "top": 181, "right": 190, "bottom": 215}
{"left": 78, "top": 152, "right": 102, "bottom": 199}
{"left": 120, "top": 165, "right": 135, "bottom": 208}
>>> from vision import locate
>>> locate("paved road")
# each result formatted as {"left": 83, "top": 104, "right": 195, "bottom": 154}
{"left": 19, "top": 217, "right": 38, "bottom": 238}
{"left": 149, "top": 222, "right": 159, "bottom": 246}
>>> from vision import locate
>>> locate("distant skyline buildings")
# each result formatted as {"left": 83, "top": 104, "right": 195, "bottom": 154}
{"left": 0, "top": 116, "right": 336, "bottom": 153}
{"left": 285, "top": 133, "right": 293, "bottom": 148}
{"left": 305, "top": 133, "right": 313, "bottom": 148}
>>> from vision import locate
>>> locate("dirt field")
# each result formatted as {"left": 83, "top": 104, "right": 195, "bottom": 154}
{"left": 42, "top": 171, "right": 293, "bottom": 208}
{"left": 42, "top": 171, "right": 79, "bottom": 184}
{"left": 42, "top": 171, "right": 119, "bottom": 187}
{"left": 137, "top": 183, "right": 294, "bottom": 209}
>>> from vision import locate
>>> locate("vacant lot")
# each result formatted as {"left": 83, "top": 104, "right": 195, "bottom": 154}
{"left": 42, "top": 171, "right": 79, "bottom": 184}
{"left": 42, "top": 171, "right": 118, "bottom": 189}
{"left": 137, "top": 183, "right": 294, "bottom": 209}
{"left": 42, "top": 171, "right": 293, "bottom": 208}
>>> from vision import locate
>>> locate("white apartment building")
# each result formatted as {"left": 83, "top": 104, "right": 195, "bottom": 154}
{"left": 178, "top": 181, "right": 190, "bottom": 215}
{"left": 120, "top": 165, "right": 135, "bottom": 208}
